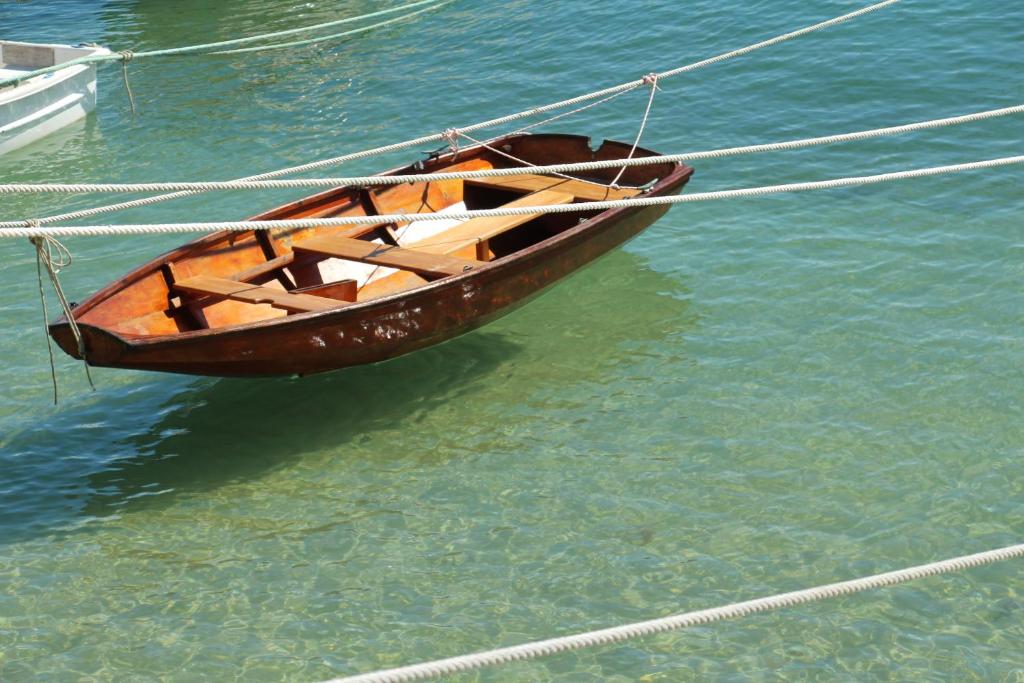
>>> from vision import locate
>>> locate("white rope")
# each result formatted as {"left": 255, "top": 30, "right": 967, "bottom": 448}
{"left": 2, "top": 155, "right": 1020, "bottom": 239}
{"left": 0, "top": 0, "right": 449, "bottom": 86}
{"left": 2, "top": 102, "right": 1019, "bottom": 199}
{"left": 208, "top": 1, "right": 452, "bottom": 56}
{"left": 0, "top": 0, "right": 900, "bottom": 228}
{"left": 456, "top": 130, "right": 585, "bottom": 185}
{"left": 610, "top": 73, "right": 660, "bottom": 188}
{"left": 510, "top": 88, "right": 636, "bottom": 135}
{"left": 325, "top": 542, "right": 1024, "bottom": 683}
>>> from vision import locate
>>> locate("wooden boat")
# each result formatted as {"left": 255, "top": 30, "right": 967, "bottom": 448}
{"left": 0, "top": 40, "right": 110, "bottom": 155}
{"left": 49, "top": 133, "right": 694, "bottom": 377}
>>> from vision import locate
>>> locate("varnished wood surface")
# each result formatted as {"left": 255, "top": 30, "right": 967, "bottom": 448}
{"left": 48, "top": 133, "right": 695, "bottom": 376}
{"left": 174, "top": 276, "right": 344, "bottom": 313}
{"left": 411, "top": 190, "right": 575, "bottom": 254}
{"left": 294, "top": 235, "right": 483, "bottom": 277}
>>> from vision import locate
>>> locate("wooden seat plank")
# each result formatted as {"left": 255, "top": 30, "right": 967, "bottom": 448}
{"left": 174, "top": 276, "right": 343, "bottom": 313}
{"left": 293, "top": 235, "right": 483, "bottom": 277}
{"left": 410, "top": 189, "right": 575, "bottom": 255}
{"left": 466, "top": 174, "right": 640, "bottom": 201}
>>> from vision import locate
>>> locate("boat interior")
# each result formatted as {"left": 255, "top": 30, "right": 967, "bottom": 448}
{"left": 73, "top": 135, "right": 678, "bottom": 337}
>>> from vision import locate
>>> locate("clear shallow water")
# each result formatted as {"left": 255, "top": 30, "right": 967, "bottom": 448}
{"left": 1, "top": 0, "right": 1022, "bottom": 680}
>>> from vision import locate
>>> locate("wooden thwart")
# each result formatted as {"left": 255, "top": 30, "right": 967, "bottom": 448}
{"left": 411, "top": 189, "right": 574, "bottom": 254}
{"left": 294, "top": 235, "right": 483, "bottom": 277}
{"left": 174, "top": 276, "right": 343, "bottom": 313}
{"left": 466, "top": 174, "right": 640, "bottom": 201}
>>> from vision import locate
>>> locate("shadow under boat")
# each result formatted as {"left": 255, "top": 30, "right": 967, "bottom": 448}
{"left": 0, "top": 329, "right": 517, "bottom": 546}
{"left": 0, "top": 248, "right": 695, "bottom": 545}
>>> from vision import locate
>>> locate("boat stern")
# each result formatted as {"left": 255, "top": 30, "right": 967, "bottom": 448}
{"left": 48, "top": 317, "right": 131, "bottom": 367}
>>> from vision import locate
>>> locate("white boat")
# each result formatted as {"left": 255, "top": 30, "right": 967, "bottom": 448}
{"left": 0, "top": 40, "right": 110, "bottom": 155}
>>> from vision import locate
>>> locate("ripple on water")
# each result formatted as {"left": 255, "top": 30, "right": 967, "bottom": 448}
{"left": 1, "top": 0, "right": 1023, "bottom": 680}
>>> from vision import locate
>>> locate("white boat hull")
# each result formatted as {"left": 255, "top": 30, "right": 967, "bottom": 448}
{"left": 0, "top": 41, "right": 109, "bottom": 155}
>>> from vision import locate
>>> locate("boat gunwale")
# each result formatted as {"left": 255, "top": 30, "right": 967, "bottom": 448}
{"left": 54, "top": 134, "right": 693, "bottom": 348}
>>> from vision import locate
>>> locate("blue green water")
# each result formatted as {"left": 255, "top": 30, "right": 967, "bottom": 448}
{"left": 1, "top": 1, "right": 1022, "bottom": 680}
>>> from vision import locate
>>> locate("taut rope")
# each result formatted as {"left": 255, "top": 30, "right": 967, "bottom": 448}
{"left": 0, "top": 1, "right": 902, "bottom": 228}
{"left": 4, "top": 155, "right": 1020, "bottom": 238}
{"left": 326, "top": 542, "right": 1024, "bottom": 683}
{"left": 3, "top": 103, "right": 1019, "bottom": 199}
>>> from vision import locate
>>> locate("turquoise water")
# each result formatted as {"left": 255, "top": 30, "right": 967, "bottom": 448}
{"left": 1, "top": 0, "right": 1023, "bottom": 679}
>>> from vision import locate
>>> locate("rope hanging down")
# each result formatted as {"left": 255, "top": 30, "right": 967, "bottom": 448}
{"left": 0, "top": 0, "right": 901, "bottom": 229}
{"left": 30, "top": 235, "right": 94, "bottom": 403}
{"left": 2, "top": 155, "right": 1020, "bottom": 239}
{"left": 2, "top": 103, "right": 1020, "bottom": 197}
{"left": 0, "top": 0, "right": 447, "bottom": 87}
{"left": 326, "top": 542, "right": 1024, "bottom": 683}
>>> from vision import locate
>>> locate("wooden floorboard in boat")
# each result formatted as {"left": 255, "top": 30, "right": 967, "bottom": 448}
{"left": 411, "top": 189, "right": 575, "bottom": 254}
{"left": 294, "top": 235, "right": 483, "bottom": 277}
{"left": 174, "top": 276, "right": 343, "bottom": 313}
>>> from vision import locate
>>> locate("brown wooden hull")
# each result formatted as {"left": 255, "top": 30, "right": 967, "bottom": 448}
{"left": 49, "top": 136, "right": 693, "bottom": 377}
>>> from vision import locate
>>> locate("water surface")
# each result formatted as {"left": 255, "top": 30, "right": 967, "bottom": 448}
{"left": 1, "top": 1, "right": 1022, "bottom": 680}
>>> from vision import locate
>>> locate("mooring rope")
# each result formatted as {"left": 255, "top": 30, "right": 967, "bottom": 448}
{"left": 0, "top": 0, "right": 448, "bottom": 87}
{"left": 455, "top": 130, "right": 585, "bottom": 185}
{"left": 610, "top": 73, "right": 660, "bottom": 188}
{"left": 209, "top": 1, "right": 452, "bottom": 56}
{"left": 324, "top": 542, "right": 1024, "bottom": 683}
{"left": 511, "top": 88, "right": 636, "bottom": 136}
{"left": 2, "top": 155, "right": 1020, "bottom": 239}
{"left": 0, "top": 0, "right": 901, "bottom": 228}
{"left": 118, "top": 50, "right": 137, "bottom": 116}
{"left": 2, "top": 102, "right": 1019, "bottom": 199}
{"left": 30, "top": 235, "right": 95, "bottom": 401}
{"left": 31, "top": 235, "right": 60, "bottom": 405}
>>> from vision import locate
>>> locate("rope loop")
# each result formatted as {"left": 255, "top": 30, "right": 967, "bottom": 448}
{"left": 117, "top": 49, "right": 135, "bottom": 63}
{"left": 36, "top": 233, "right": 73, "bottom": 271}
{"left": 642, "top": 72, "right": 660, "bottom": 90}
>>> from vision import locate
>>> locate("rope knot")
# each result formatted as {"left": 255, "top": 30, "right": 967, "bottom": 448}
{"left": 441, "top": 128, "right": 461, "bottom": 154}
{"left": 30, "top": 233, "right": 94, "bottom": 402}
{"left": 118, "top": 49, "right": 135, "bottom": 63}
{"left": 642, "top": 72, "right": 660, "bottom": 90}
